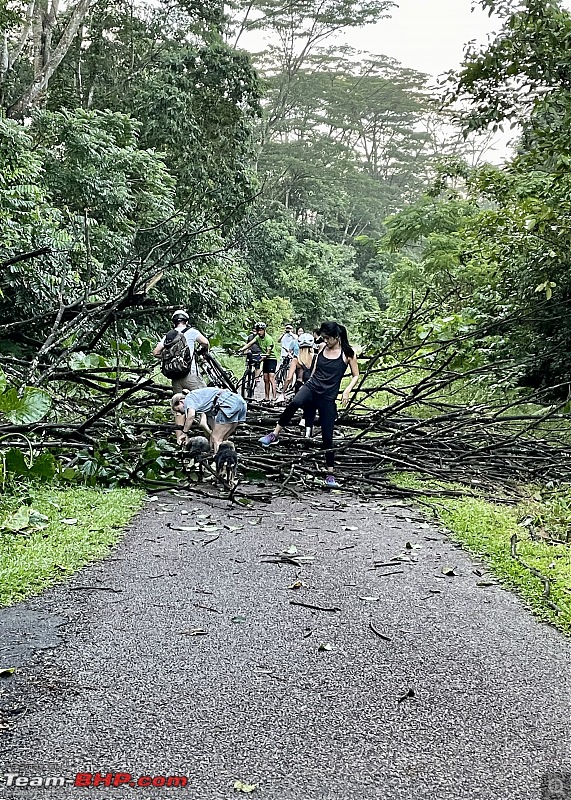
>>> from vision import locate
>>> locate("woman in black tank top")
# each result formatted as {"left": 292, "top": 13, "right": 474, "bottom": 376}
{"left": 258, "top": 321, "right": 359, "bottom": 489}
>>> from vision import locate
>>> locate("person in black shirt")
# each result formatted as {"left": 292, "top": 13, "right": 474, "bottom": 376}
{"left": 245, "top": 325, "right": 263, "bottom": 391}
{"left": 258, "top": 321, "right": 359, "bottom": 488}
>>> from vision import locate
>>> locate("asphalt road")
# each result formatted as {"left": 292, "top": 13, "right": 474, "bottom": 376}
{"left": 0, "top": 490, "right": 569, "bottom": 800}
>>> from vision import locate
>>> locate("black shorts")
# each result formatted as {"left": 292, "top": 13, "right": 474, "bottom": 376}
{"left": 262, "top": 358, "right": 277, "bottom": 374}
{"left": 247, "top": 353, "right": 262, "bottom": 365}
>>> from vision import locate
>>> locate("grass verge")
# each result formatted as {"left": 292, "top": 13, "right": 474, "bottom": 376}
{"left": 394, "top": 476, "right": 571, "bottom": 634}
{"left": 0, "top": 484, "right": 145, "bottom": 606}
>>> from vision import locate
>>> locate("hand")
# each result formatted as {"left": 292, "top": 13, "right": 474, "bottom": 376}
{"left": 177, "top": 433, "right": 188, "bottom": 447}
{"left": 341, "top": 389, "right": 351, "bottom": 406}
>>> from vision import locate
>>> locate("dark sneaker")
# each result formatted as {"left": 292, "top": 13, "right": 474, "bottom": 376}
{"left": 259, "top": 432, "right": 279, "bottom": 447}
{"left": 324, "top": 474, "right": 340, "bottom": 489}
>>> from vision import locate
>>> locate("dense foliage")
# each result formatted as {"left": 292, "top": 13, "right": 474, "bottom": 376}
{"left": 378, "top": 0, "right": 571, "bottom": 394}
{"left": 3, "top": 0, "right": 571, "bottom": 407}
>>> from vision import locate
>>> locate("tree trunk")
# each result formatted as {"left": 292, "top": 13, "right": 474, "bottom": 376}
{"left": 7, "top": 0, "right": 96, "bottom": 116}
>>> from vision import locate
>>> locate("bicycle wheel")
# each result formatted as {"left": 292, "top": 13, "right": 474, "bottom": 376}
{"left": 245, "top": 365, "right": 256, "bottom": 399}
{"left": 275, "top": 358, "right": 290, "bottom": 393}
{"left": 239, "top": 366, "right": 254, "bottom": 400}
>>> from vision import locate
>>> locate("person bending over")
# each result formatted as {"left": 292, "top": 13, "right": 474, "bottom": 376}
{"left": 171, "top": 387, "right": 247, "bottom": 453}
{"left": 258, "top": 321, "right": 359, "bottom": 489}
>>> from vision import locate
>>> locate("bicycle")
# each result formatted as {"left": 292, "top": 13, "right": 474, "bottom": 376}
{"left": 237, "top": 355, "right": 261, "bottom": 400}
{"left": 197, "top": 350, "right": 237, "bottom": 391}
{"left": 275, "top": 355, "right": 293, "bottom": 394}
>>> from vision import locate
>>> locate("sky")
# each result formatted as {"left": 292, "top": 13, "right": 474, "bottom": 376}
{"left": 338, "top": 0, "right": 500, "bottom": 79}
{"left": 243, "top": 0, "right": 571, "bottom": 163}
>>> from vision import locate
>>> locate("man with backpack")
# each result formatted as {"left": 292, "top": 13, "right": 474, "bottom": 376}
{"left": 153, "top": 310, "right": 209, "bottom": 392}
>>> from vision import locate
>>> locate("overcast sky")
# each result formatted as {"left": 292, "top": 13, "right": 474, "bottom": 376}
{"left": 337, "top": 0, "right": 499, "bottom": 78}
{"left": 351, "top": 0, "right": 571, "bottom": 78}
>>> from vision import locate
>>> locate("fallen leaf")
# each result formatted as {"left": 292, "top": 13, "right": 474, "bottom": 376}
{"left": 233, "top": 780, "right": 258, "bottom": 793}
{"left": 441, "top": 567, "right": 457, "bottom": 576}
{"left": 288, "top": 580, "right": 305, "bottom": 590}
{"left": 285, "top": 544, "right": 298, "bottom": 555}
{"left": 397, "top": 688, "right": 415, "bottom": 703}
{"left": 1, "top": 507, "right": 49, "bottom": 533}
{"left": 232, "top": 615, "right": 247, "bottom": 624}
{"left": 60, "top": 518, "right": 78, "bottom": 525}
{"left": 0, "top": 668, "right": 16, "bottom": 678}
{"left": 318, "top": 643, "right": 332, "bottom": 652}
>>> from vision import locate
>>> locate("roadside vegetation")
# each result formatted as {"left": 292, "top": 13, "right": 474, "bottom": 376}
{"left": 394, "top": 475, "right": 571, "bottom": 633}
{"left": 0, "top": 483, "right": 144, "bottom": 606}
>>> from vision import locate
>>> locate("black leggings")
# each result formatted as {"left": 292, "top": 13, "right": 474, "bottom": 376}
{"left": 278, "top": 384, "right": 337, "bottom": 468}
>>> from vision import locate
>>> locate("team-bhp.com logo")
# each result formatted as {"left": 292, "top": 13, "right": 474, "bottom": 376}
{"left": 1, "top": 769, "right": 188, "bottom": 789}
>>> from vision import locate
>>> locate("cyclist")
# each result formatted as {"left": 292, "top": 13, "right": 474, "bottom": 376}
{"left": 282, "top": 333, "right": 317, "bottom": 431}
{"left": 171, "top": 388, "right": 247, "bottom": 453}
{"left": 244, "top": 325, "right": 263, "bottom": 398}
{"left": 278, "top": 323, "right": 299, "bottom": 361}
{"left": 282, "top": 333, "right": 316, "bottom": 396}
{"left": 153, "top": 310, "right": 209, "bottom": 392}
{"left": 239, "top": 322, "right": 278, "bottom": 402}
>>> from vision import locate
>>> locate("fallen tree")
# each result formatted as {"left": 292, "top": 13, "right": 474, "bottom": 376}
{"left": 2, "top": 288, "right": 571, "bottom": 506}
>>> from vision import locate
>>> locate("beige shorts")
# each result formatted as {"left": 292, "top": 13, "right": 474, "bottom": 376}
{"left": 172, "top": 373, "right": 206, "bottom": 392}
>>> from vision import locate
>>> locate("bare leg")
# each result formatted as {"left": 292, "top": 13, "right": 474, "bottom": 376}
{"left": 173, "top": 411, "right": 186, "bottom": 444}
{"left": 211, "top": 422, "right": 239, "bottom": 453}
{"left": 197, "top": 413, "right": 212, "bottom": 436}
{"left": 263, "top": 373, "right": 270, "bottom": 400}
{"left": 268, "top": 373, "right": 277, "bottom": 400}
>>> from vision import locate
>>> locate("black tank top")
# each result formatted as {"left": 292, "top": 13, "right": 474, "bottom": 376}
{"left": 307, "top": 348, "right": 347, "bottom": 401}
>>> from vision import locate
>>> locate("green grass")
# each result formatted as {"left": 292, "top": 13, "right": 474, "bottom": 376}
{"left": 0, "top": 484, "right": 145, "bottom": 606}
{"left": 393, "top": 475, "right": 571, "bottom": 633}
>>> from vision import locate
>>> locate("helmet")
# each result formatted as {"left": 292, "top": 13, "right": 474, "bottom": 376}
{"left": 298, "top": 333, "right": 315, "bottom": 348}
{"left": 172, "top": 309, "right": 189, "bottom": 323}
{"left": 255, "top": 321, "right": 267, "bottom": 330}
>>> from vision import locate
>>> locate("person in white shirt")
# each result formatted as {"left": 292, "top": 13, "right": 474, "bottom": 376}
{"left": 153, "top": 310, "right": 209, "bottom": 391}
{"left": 278, "top": 323, "right": 299, "bottom": 361}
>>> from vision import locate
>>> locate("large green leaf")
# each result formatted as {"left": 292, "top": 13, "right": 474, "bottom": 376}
{"left": 3, "top": 449, "right": 56, "bottom": 479}
{"left": 69, "top": 352, "right": 105, "bottom": 370}
{"left": 0, "top": 387, "right": 52, "bottom": 424}
{"left": 0, "top": 506, "right": 49, "bottom": 533}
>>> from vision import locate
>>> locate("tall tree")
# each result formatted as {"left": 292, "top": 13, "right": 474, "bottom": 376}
{"left": 46, "top": 0, "right": 263, "bottom": 218}
{"left": 0, "top": 0, "right": 101, "bottom": 115}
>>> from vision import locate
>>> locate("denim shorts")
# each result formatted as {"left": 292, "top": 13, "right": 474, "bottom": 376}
{"left": 214, "top": 391, "right": 247, "bottom": 424}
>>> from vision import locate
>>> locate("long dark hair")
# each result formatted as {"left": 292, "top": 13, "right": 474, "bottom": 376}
{"left": 318, "top": 321, "right": 354, "bottom": 358}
